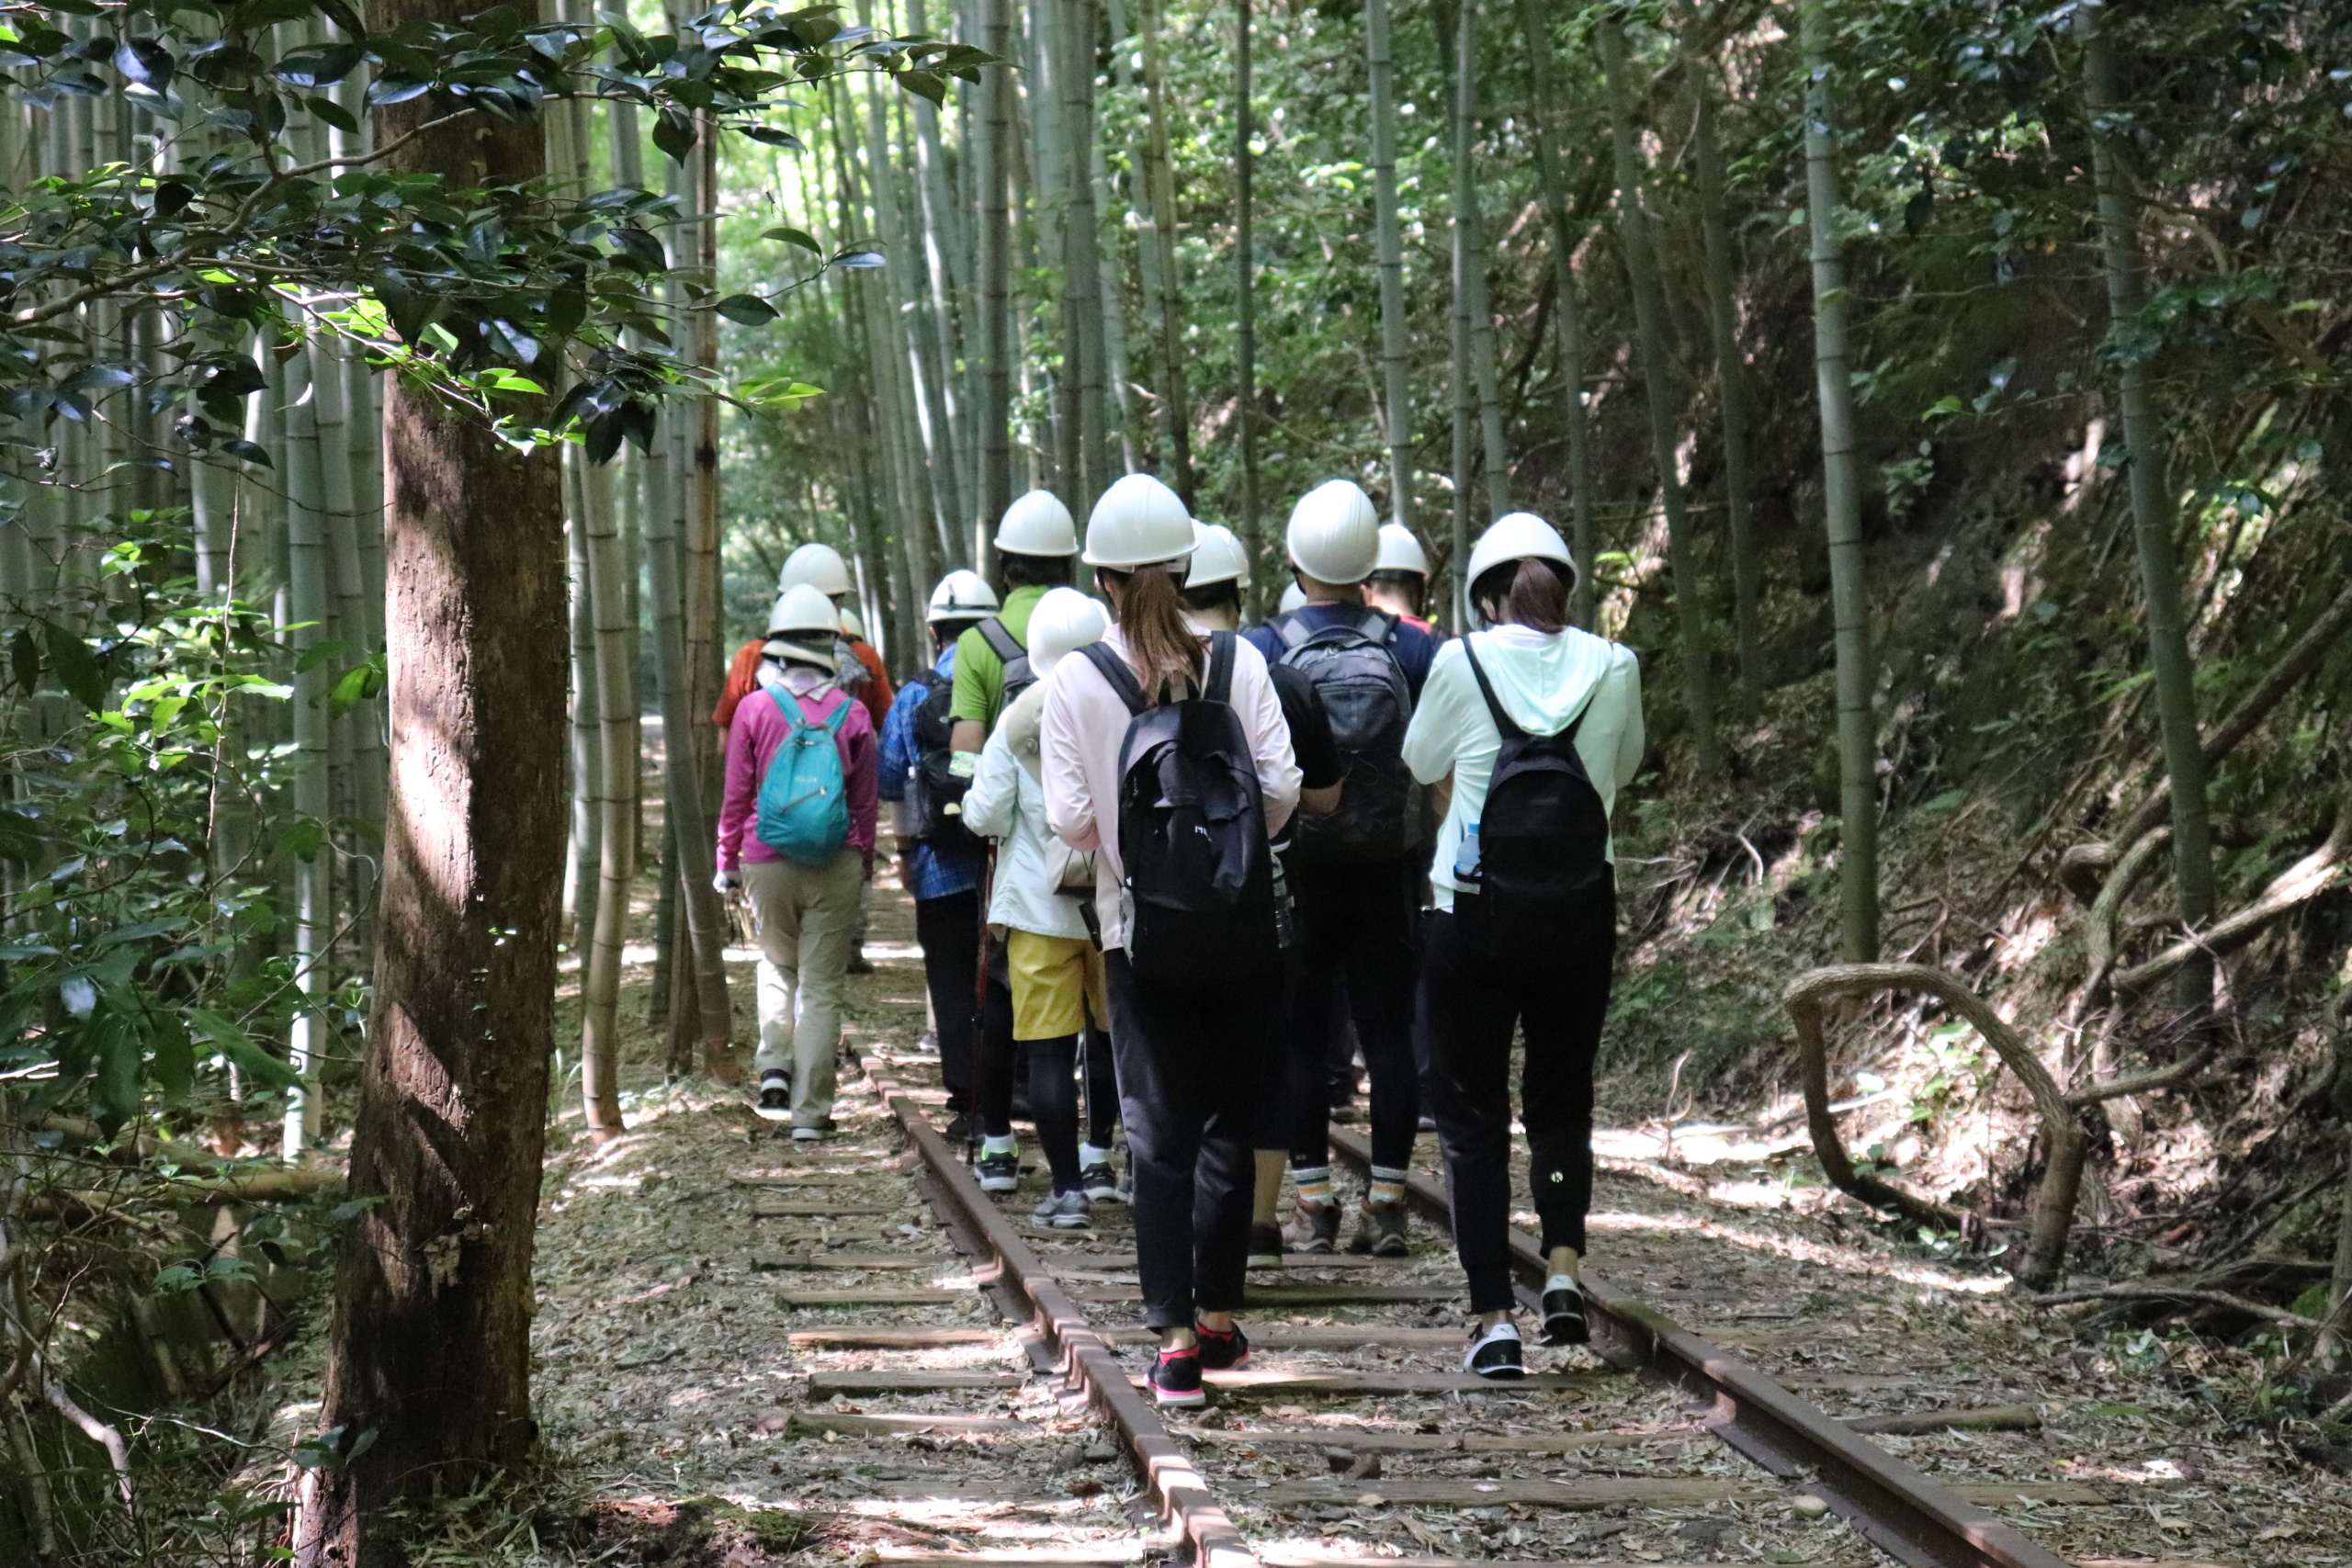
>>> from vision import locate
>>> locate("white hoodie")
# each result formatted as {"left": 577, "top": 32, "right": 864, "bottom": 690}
{"left": 1400, "top": 625, "right": 1645, "bottom": 909}
{"left": 962, "top": 682, "right": 1091, "bottom": 941}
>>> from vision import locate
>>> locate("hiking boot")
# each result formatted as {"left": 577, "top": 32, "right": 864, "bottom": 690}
{"left": 1148, "top": 1347, "right": 1205, "bottom": 1407}
{"left": 1194, "top": 1322, "right": 1250, "bottom": 1371}
{"left": 1541, "top": 1277, "right": 1589, "bottom": 1347}
{"left": 1350, "top": 1201, "right": 1409, "bottom": 1258}
{"left": 1289, "top": 1200, "right": 1340, "bottom": 1255}
{"left": 1079, "top": 1156, "right": 1124, "bottom": 1202}
{"left": 1030, "top": 1190, "right": 1091, "bottom": 1229}
{"left": 1246, "top": 1222, "right": 1284, "bottom": 1270}
{"left": 1464, "top": 1320, "right": 1525, "bottom": 1381}
{"left": 755, "top": 1071, "right": 791, "bottom": 1122}
{"left": 977, "top": 1147, "right": 1020, "bottom": 1193}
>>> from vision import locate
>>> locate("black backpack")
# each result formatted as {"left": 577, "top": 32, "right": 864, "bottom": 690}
{"left": 903, "top": 670, "right": 980, "bottom": 852}
{"left": 1460, "top": 638, "right": 1611, "bottom": 932}
{"left": 1271, "top": 607, "right": 1419, "bottom": 865}
{"left": 975, "top": 616, "right": 1035, "bottom": 717}
{"left": 1079, "top": 632, "right": 1281, "bottom": 984}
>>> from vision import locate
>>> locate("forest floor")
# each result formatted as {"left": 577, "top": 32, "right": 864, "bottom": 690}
{"left": 459, "top": 863, "right": 2352, "bottom": 1568}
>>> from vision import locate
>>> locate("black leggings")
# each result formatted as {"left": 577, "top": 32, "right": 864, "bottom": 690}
{"left": 1287, "top": 855, "right": 1422, "bottom": 1173}
{"left": 1027, "top": 1027, "right": 1118, "bottom": 1191}
{"left": 1426, "top": 881, "right": 1616, "bottom": 1314}
{"left": 913, "top": 890, "right": 980, "bottom": 1113}
{"left": 972, "top": 936, "right": 1020, "bottom": 1137}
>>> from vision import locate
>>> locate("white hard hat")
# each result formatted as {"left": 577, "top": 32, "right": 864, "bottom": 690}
{"left": 1286, "top": 479, "right": 1381, "bottom": 584}
{"left": 769, "top": 582, "right": 842, "bottom": 637}
{"left": 779, "top": 541, "right": 854, "bottom": 598}
{"left": 1026, "top": 587, "right": 1110, "bottom": 677}
{"left": 1082, "top": 473, "right": 1195, "bottom": 570}
{"left": 1183, "top": 522, "right": 1249, "bottom": 590}
{"left": 1277, "top": 581, "right": 1307, "bottom": 614}
{"left": 838, "top": 605, "right": 865, "bottom": 641}
{"left": 995, "top": 490, "right": 1080, "bottom": 558}
{"left": 1374, "top": 522, "right": 1430, "bottom": 577}
{"left": 927, "top": 569, "right": 999, "bottom": 624}
{"left": 1465, "top": 512, "right": 1578, "bottom": 592}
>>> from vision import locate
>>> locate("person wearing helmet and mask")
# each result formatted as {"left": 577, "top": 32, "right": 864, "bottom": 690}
{"left": 950, "top": 491, "right": 1079, "bottom": 753}
{"left": 714, "top": 583, "right": 882, "bottom": 1138}
{"left": 964, "top": 587, "right": 1123, "bottom": 1228}
{"left": 1364, "top": 523, "right": 1438, "bottom": 635}
{"left": 1042, "top": 475, "right": 1301, "bottom": 1406}
{"left": 717, "top": 543, "right": 895, "bottom": 731}
{"left": 878, "top": 570, "right": 1000, "bottom": 1138}
{"left": 1181, "top": 523, "right": 1346, "bottom": 1269}
{"left": 1242, "top": 480, "right": 1438, "bottom": 1259}
{"left": 1402, "top": 513, "right": 1643, "bottom": 1379}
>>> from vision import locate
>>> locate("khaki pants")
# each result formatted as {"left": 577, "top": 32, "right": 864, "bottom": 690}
{"left": 742, "top": 850, "right": 863, "bottom": 1127}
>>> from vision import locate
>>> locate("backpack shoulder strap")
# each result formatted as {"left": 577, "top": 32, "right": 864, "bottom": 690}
{"left": 1271, "top": 611, "right": 1312, "bottom": 650}
{"left": 1204, "top": 631, "right": 1237, "bottom": 706}
{"left": 819, "top": 693, "right": 853, "bottom": 734}
{"left": 1361, "top": 607, "right": 1399, "bottom": 645}
{"left": 1460, "top": 638, "right": 1529, "bottom": 742}
{"left": 1079, "top": 641, "right": 1148, "bottom": 716}
{"left": 977, "top": 615, "right": 1024, "bottom": 664}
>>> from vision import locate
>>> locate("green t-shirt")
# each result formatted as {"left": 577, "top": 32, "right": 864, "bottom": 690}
{"left": 949, "top": 583, "right": 1049, "bottom": 731}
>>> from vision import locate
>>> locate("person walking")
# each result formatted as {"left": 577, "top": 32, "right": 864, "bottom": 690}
{"left": 965, "top": 587, "right": 1122, "bottom": 1228}
{"left": 1402, "top": 513, "right": 1645, "bottom": 1379}
{"left": 715, "top": 583, "right": 881, "bottom": 1140}
{"left": 1244, "top": 481, "right": 1438, "bottom": 1258}
{"left": 951, "top": 491, "right": 1080, "bottom": 750}
{"left": 718, "top": 542, "right": 894, "bottom": 729}
{"left": 879, "top": 570, "right": 1000, "bottom": 1141}
{"left": 1363, "top": 523, "right": 1439, "bottom": 635}
{"left": 1181, "top": 523, "right": 1344, "bottom": 1269}
{"left": 1043, "top": 475, "right": 1301, "bottom": 1406}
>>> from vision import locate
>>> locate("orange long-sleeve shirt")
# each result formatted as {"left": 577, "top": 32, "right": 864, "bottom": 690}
{"left": 713, "top": 637, "right": 894, "bottom": 729}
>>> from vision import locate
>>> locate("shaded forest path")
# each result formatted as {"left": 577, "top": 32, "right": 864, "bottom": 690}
{"left": 528, "top": 874, "right": 2343, "bottom": 1566}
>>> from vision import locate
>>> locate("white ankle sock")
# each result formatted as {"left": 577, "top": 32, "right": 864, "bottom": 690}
{"left": 1292, "top": 1166, "right": 1331, "bottom": 1207}
{"left": 982, "top": 1134, "right": 1017, "bottom": 1156}
{"left": 1079, "top": 1143, "right": 1110, "bottom": 1167}
{"left": 1546, "top": 1272, "right": 1581, "bottom": 1295}
{"left": 1368, "top": 1165, "right": 1408, "bottom": 1206}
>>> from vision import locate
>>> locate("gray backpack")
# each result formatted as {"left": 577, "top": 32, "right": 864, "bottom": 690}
{"left": 1272, "top": 607, "right": 1419, "bottom": 865}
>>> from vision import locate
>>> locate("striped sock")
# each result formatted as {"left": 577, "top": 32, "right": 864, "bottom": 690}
{"left": 1292, "top": 1166, "right": 1332, "bottom": 1207}
{"left": 1368, "top": 1166, "right": 1408, "bottom": 1207}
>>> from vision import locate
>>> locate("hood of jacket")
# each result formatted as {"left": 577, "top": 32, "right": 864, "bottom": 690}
{"left": 1463, "top": 625, "right": 1618, "bottom": 733}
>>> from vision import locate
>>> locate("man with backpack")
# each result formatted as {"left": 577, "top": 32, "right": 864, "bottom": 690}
{"left": 1042, "top": 474, "right": 1301, "bottom": 1406}
{"left": 1364, "top": 522, "right": 1440, "bottom": 637}
{"left": 715, "top": 542, "right": 895, "bottom": 731}
{"left": 1401, "top": 513, "right": 1645, "bottom": 1378}
{"left": 1243, "top": 480, "right": 1439, "bottom": 1258}
{"left": 878, "top": 570, "right": 1000, "bottom": 1141}
{"left": 949, "top": 490, "right": 1079, "bottom": 752}
{"left": 714, "top": 583, "right": 880, "bottom": 1139}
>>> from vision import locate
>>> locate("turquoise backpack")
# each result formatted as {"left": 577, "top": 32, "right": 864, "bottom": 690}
{"left": 754, "top": 689, "right": 853, "bottom": 864}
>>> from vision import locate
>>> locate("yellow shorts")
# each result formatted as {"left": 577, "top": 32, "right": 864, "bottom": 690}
{"left": 1006, "top": 929, "right": 1110, "bottom": 1042}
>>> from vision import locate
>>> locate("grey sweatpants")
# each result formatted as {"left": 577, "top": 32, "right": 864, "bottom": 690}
{"left": 742, "top": 849, "right": 863, "bottom": 1127}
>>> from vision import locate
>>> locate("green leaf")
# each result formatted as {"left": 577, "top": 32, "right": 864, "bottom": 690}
{"left": 42, "top": 623, "right": 106, "bottom": 712}
{"left": 277, "top": 818, "right": 328, "bottom": 863}
{"left": 715, "top": 293, "right": 779, "bottom": 325}
{"left": 88, "top": 1006, "right": 142, "bottom": 1134}
{"left": 327, "top": 660, "right": 384, "bottom": 716}
{"left": 187, "top": 1007, "right": 301, "bottom": 1089}
{"left": 150, "top": 1012, "right": 194, "bottom": 1104}
{"left": 761, "top": 225, "right": 822, "bottom": 254}
{"left": 894, "top": 68, "right": 945, "bottom": 104}
{"left": 0, "top": 807, "right": 40, "bottom": 870}
{"left": 651, "top": 107, "right": 696, "bottom": 163}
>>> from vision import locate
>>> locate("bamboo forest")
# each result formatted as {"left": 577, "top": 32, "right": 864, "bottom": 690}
{"left": 0, "top": 0, "right": 2349, "bottom": 1562}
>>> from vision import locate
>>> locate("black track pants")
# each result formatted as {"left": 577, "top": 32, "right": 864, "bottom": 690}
{"left": 1027, "top": 1027, "right": 1118, "bottom": 1191}
{"left": 1106, "top": 950, "right": 1269, "bottom": 1329}
{"left": 1425, "top": 880, "right": 1617, "bottom": 1314}
{"left": 1286, "top": 854, "right": 1423, "bottom": 1173}
{"left": 913, "top": 891, "right": 980, "bottom": 1113}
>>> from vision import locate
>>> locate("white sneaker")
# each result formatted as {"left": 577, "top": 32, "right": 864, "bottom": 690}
{"left": 791, "top": 1125, "right": 823, "bottom": 1143}
{"left": 755, "top": 1072, "right": 791, "bottom": 1122}
{"left": 1464, "top": 1320, "right": 1524, "bottom": 1381}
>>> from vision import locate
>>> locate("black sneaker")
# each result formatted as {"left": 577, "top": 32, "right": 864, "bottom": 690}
{"left": 1350, "top": 1201, "right": 1409, "bottom": 1258}
{"left": 977, "top": 1148, "right": 1019, "bottom": 1192}
{"left": 1246, "top": 1222, "right": 1284, "bottom": 1269}
{"left": 943, "top": 1111, "right": 978, "bottom": 1146}
{"left": 1148, "top": 1347, "right": 1205, "bottom": 1407}
{"left": 1080, "top": 1157, "right": 1123, "bottom": 1201}
{"left": 755, "top": 1071, "right": 790, "bottom": 1122}
{"left": 1290, "top": 1201, "right": 1340, "bottom": 1255}
{"left": 1464, "top": 1321, "right": 1525, "bottom": 1381}
{"left": 1194, "top": 1322, "right": 1250, "bottom": 1371}
{"left": 1542, "top": 1278, "right": 1589, "bottom": 1346}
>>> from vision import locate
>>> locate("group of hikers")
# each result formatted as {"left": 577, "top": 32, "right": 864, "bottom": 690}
{"left": 709, "top": 472, "right": 1644, "bottom": 1400}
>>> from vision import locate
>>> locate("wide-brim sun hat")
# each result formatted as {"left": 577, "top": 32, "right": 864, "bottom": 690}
{"left": 1082, "top": 473, "right": 1195, "bottom": 570}
{"left": 1183, "top": 521, "right": 1249, "bottom": 589}
{"left": 1026, "top": 586, "right": 1111, "bottom": 676}
{"left": 1465, "top": 511, "right": 1578, "bottom": 592}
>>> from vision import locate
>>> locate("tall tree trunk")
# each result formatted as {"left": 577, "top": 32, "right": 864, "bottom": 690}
{"left": 1091, "top": 98, "right": 1139, "bottom": 473}
{"left": 1136, "top": 0, "right": 1194, "bottom": 506}
{"left": 1103, "top": 0, "right": 1169, "bottom": 468}
{"left": 978, "top": 0, "right": 1015, "bottom": 551}
{"left": 566, "top": 465, "right": 602, "bottom": 953}
{"left": 1679, "top": 0, "right": 1761, "bottom": 709}
{"left": 293, "top": 24, "right": 566, "bottom": 1557}
{"left": 1597, "top": 14, "right": 1719, "bottom": 772}
{"left": 1233, "top": 0, "right": 1260, "bottom": 586}
{"left": 687, "top": 111, "right": 725, "bottom": 853}
{"left": 280, "top": 340, "right": 332, "bottom": 1158}
{"left": 2081, "top": 0, "right": 2214, "bottom": 1013}
{"left": 575, "top": 445, "right": 635, "bottom": 1136}
{"left": 1514, "top": 0, "right": 1596, "bottom": 627}
{"left": 1444, "top": 26, "right": 1473, "bottom": 632}
{"left": 1799, "top": 0, "right": 1879, "bottom": 963}
{"left": 1061, "top": 0, "right": 1113, "bottom": 508}
{"left": 1363, "top": 0, "right": 1418, "bottom": 591}
{"left": 909, "top": 0, "right": 976, "bottom": 561}
{"left": 1453, "top": 0, "right": 1510, "bottom": 519}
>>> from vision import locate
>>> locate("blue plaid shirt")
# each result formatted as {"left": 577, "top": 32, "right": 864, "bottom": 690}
{"left": 879, "top": 646, "right": 985, "bottom": 902}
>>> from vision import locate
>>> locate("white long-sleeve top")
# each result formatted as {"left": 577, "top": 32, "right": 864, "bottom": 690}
{"left": 1042, "top": 625, "right": 1301, "bottom": 952}
{"left": 961, "top": 683, "right": 1091, "bottom": 942}
{"left": 1400, "top": 624, "right": 1645, "bottom": 909}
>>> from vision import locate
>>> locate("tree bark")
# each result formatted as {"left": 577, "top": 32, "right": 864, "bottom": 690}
{"left": 1513, "top": 0, "right": 1595, "bottom": 627}
{"left": 1598, "top": 15, "right": 1718, "bottom": 772}
{"left": 1061, "top": 0, "right": 1112, "bottom": 508}
{"left": 1103, "top": 0, "right": 1169, "bottom": 471}
{"left": 293, "top": 22, "right": 566, "bottom": 1556}
{"left": 280, "top": 338, "right": 332, "bottom": 1158}
{"left": 2081, "top": 0, "right": 2215, "bottom": 1014}
{"left": 978, "top": 0, "right": 1015, "bottom": 551}
{"left": 1800, "top": 0, "right": 1879, "bottom": 963}
{"left": 1136, "top": 0, "right": 1193, "bottom": 507}
{"left": 1234, "top": 0, "right": 1260, "bottom": 588}
{"left": 1453, "top": 0, "right": 1510, "bottom": 520}
{"left": 1363, "top": 0, "right": 1418, "bottom": 596}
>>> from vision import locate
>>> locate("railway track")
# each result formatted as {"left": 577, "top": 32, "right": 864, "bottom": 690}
{"left": 749, "top": 1034, "right": 2106, "bottom": 1568}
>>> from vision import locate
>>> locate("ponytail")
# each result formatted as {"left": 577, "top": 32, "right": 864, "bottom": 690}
{"left": 1471, "top": 558, "right": 1572, "bottom": 634}
{"left": 1098, "top": 562, "right": 1205, "bottom": 703}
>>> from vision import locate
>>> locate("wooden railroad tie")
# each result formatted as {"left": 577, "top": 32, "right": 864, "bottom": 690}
{"left": 807, "top": 1371, "right": 1028, "bottom": 1394}
{"left": 1842, "top": 1403, "right": 2042, "bottom": 1435}
{"left": 1256, "top": 1478, "right": 2109, "bottom": 1509}
{"left": 786, "top": 1411, "right": 1041, "bottom": 1438}
{"left": 752, "top": 1200, "right": 905, "bottom": 1218}
{"left": 1102, "top": 1325, "right": 1464, "bottom": 1349}
{"left": 777, "top": 1288, "right": 969, "bottom": 1307}
{"left": 786, "top": 1325, "right": 1002, "bottom": 1348}
{"left": 1127, "top": 1368, "right": 1601, "bottom": 1396}
{"left": 752, "top": 1254, "right": 956, "bottom": 1271}
{"left": 1186, "top": 1427, "right": 1700, "bottom": 1454}
{"left": 1069, "top": 1283, "right": 1458, "bottom": 1306}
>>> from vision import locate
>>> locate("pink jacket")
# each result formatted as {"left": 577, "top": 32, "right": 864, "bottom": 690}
{"left": 717, "top": 684, "right": 879, "bottom": 870}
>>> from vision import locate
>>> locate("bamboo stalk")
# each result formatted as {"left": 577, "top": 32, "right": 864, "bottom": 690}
{"left": 1514, "top": 0, "right": 1593, "bottom": 625}
{"left": 1363, "top": 0, "right": 1418, "bottom": 579}
{"left": 1135, "top": 0, "right": 1193, "bottom": 506}
{"left": 279, "top": 335, "right": 332, "bottom": 1157}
